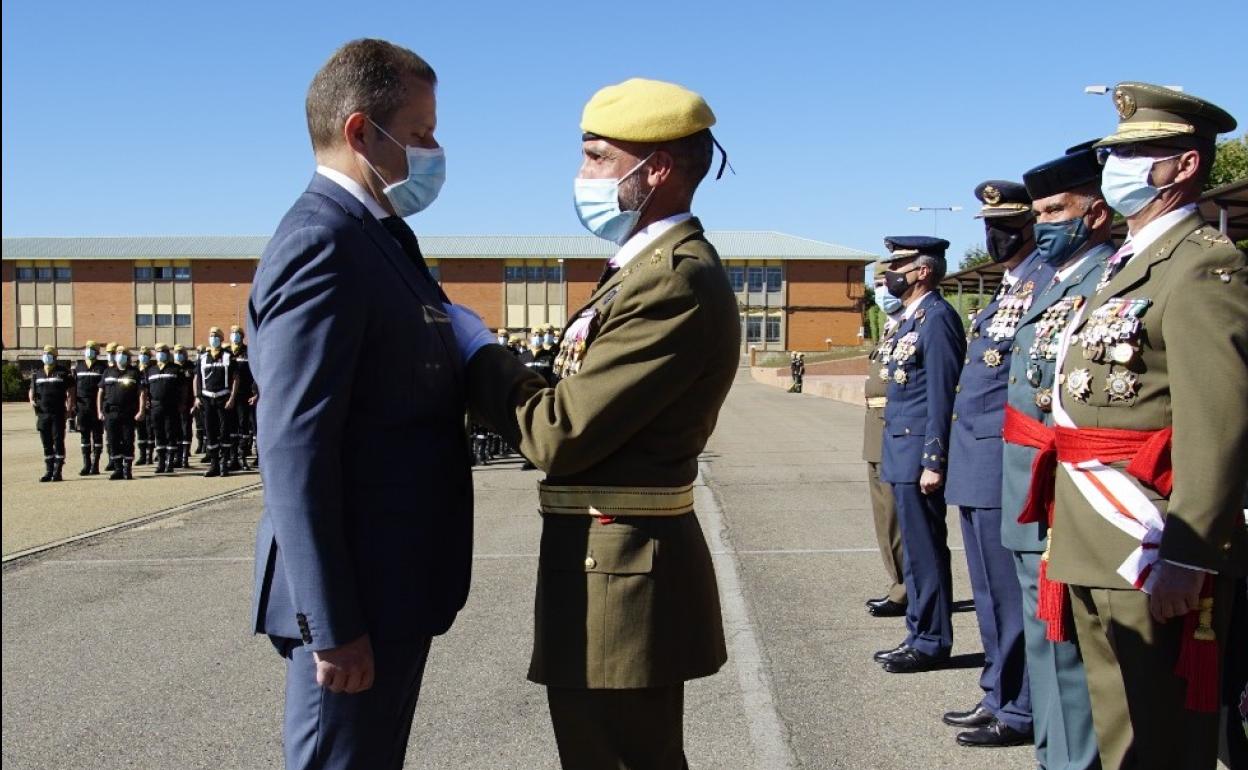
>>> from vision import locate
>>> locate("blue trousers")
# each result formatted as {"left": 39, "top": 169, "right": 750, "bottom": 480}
{"left": 891, "top": 482, "right": 953, "bottom": 656}
{"left": 281, "top": 635, "right": 433, "bottom": 770}
{"left": 1014, "top": 551, "right": 1100, "bottom": 769}
{"left": 959, "top": 507, "right": 1032, "bottom": 732}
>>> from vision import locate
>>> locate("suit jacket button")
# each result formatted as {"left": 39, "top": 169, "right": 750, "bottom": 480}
{"left": 955, "top": 385, "right": 962, "bottom": 393}
{"left": 1009, "top": 376, "right": 1017, "bottom": 384}
{"left": 964, "top": 357, "right": 970, "bottom": 365}
{"left": 952, "top": 413, "right": 958, "bottom": 421}
{"left": 584, "top": 556, "right": 597, "bottom": 569}
{"left": 904, "top": 428, "right": 910, "bottom": 434}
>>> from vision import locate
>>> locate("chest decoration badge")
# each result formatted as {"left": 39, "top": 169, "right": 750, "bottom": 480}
{"left": 891, "top": 332, "right": 919, "bottom": 365}
{"left": 983, "top": 280, "right": 1036, "bottom": 342}
{"left": 1034, "top": 388, "right": 1054, "bottom": 412}
{"left": 1104, "top": 370, "right": 1139, "bottom": 402}
{"left": 893, "top": 368, "right": 908, "bottom": 385}
{"left": 1025, "top": 295, "right": 1086, "bottom": 389}
{"left": 1065, "top": 368, "right": 1093, "bottom": 402}
{"left": 982, "top": 348, "right": 1003, "bottom": 367}
{"left": 1077, "top": 297, "right": 1152, "bottom": 365}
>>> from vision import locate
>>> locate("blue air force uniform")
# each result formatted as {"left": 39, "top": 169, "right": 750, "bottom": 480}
{"left": 878, "top": 237, "right": 965, "bottom": 664}
{"left": 944, "top": 181, "right": 1050, "bottom": 738}
{"left": 998, "top": 145, "right": 1113, "bottom": 769}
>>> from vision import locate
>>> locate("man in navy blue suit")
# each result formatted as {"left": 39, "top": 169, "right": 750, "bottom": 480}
{"left": 873, "top": 236, "right": 965, "bottom": 674}
{"left": 249, "top": 39, "right": 470, "bottom": 769}
{"left": 942, "top": 181, "right": 1049, "bottom": 748}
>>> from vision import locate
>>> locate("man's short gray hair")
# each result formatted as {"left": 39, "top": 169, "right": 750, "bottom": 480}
{"left": 916, "top": 254, "right": 947, "bottom": 283}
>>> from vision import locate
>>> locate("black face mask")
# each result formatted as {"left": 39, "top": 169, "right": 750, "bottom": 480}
{"left": 985, "top": 221, "right": 1030, "bottom": 264}
{"left": 883, "top": 269, "right": 913, "bottom": 297}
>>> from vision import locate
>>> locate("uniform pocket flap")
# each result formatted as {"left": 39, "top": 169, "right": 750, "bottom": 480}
{"left": 540, "top": 526, "right": 655, "bottom": 575}
{"left": 886, "top": 416, "right": 924, "bottom": 438}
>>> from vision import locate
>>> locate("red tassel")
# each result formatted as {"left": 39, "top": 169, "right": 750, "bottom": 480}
{"left": 1036, "top": 558, "right": 1070, "bottom": 643}
{"left": 1174, "top": 576, "right": 1219, "bottom": 713}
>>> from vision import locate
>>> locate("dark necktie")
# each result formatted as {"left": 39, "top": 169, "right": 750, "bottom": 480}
{"left": 380, "top": 216, "right": 449, "bottom": 303}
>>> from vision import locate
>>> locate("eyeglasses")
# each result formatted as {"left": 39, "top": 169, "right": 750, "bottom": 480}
{"left": 1095, "top": 143, "right": 1183, "bottom": 166}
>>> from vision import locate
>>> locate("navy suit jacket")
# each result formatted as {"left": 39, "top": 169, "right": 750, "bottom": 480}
{"left": 249, "top": 174, "right": 472, "bottom": 651}
{"left": 880, "top": 291, "right": 966, "bottom": 485}
{"left": 946, "top": 252, "right": 1055, "bottom": 509}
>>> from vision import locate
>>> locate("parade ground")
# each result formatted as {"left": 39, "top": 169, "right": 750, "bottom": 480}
{"left": 4, "top": 369, "right": 1040, "bottom": 768}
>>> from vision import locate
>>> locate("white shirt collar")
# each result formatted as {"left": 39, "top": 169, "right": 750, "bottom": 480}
{"left": 609, "top": 212, "right": 693, "bottom": 268}
{"left": 1124, "top": 203, "right": 1197, "bottom": 256}
{"left": 316, "top": 165, "right": 391, "bottom": 221}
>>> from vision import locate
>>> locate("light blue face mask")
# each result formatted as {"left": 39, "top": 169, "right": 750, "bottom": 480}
{"left": 874, "top": 287, "right": 903, "bottom": 316}
{"left": 363, "top": 119, "right": 446, "bottom": 217}
{"left": 1101, "top": 153, "right": 1180, "bottom": 217}
{"left": 573, "top": 153, "right": 655, "bottom": 245}
{"left": 208, "top": 335, "right": 222, "bottom": 349}
{"left": 138, "top": 354, "right": 151, "bottom": 366}
{"left": 544, "top": 334, "right": 554, "bottom": 345}
{"left": 84, "top": 348, "right": 97, "bottom": 360}
{"left": 175, "top": 353, "right": 186, "bottom": 364}
{"left": 157, "top": 352, "right": 169, "bottom": 363}
{"left": 116, "top": 354, "right": 129, "bottom": 367}
{"left": 42, "top": 353, "right": 55, "bottom": 365}
{"left": 230, "top": 332, "right": 242, "bottom": 345}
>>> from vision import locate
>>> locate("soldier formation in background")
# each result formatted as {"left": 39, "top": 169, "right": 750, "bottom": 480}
{"left": 863, "top": 82, "right": 1247, "bottom": 768}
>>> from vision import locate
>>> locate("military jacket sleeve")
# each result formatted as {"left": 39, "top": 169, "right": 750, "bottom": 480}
{"left": 921, "top": 303, "right": 965, "bottom": 471}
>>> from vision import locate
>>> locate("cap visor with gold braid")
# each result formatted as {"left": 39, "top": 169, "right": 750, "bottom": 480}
{"left": 1096, "top": 82, "right": 1237, "bottom": 147}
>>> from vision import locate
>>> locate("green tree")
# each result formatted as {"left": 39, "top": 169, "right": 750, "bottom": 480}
{"left": 960, "top": 246, "right": 992, "bottom": 270}
{"left": 1208, "top": 135, "right": 1248, "bottom": 190}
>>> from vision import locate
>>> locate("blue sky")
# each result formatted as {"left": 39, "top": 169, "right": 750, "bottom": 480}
{"left": 4, "top": 0, "right": 1245, "bottom": 268}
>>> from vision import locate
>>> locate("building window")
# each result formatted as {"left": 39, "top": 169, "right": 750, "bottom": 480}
{"left": 726, "top": 266, "right": 744, "bottom": 292}
{"left": 16, "top": 267, "right": 36, "bottom": 281}
{"left": 505, "top": 266, "right": 525, "bottom": 282}
{"left": 745, "top": 315, "right": 762, "bottom": 342}
{"left": 526, "top": 265, "right": 545, "bottom": 283}
{"left": 54, "top": 267, "right": 72, "bottom": 282}
{"left": 766, "top": 267, "right": 782, "bottom": 292}
{"left": 136, "top": 314, "right": 154, "bottom": 326}
{"left": 57, "top": 305, "right": 74, "bottom": 328}
{"left": 174, "top": 266, "right": 192, "bottom": 281}
{"left": 155, "top": 266, "right": 175, "bottom": 280}
{"left": 175, "top": 314, "right": 192, "bottom": 327}
{"left": 19, "top": 305, "right": 35, "bottom": 327}
{"left": 36, "top": 266, "right": 54, "bottom": 281}
{"left": 134, "top": 266, "right": 154, "bottom": 281}
{"left": 765, "top": 314, "right": 782, "bottom": 342}
{"left": 546, "top": 265, "right": 563, "bottom": 283}
{"left": 747, "top": 267, "right": 764, "bottom": 292}
{"left": 154, "top": 314, "right": 173, "bottom": 326}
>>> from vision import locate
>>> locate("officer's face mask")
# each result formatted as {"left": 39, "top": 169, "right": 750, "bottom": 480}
{"left": 874, "top": 286, "right": 904, "bottom": 315}
{"left": 84, "top": 348, "right": 97, "bottom": 360}
{"left": 208, "top": 335, "right": 222, "bottom": 349}
{"left": 544, "top": 333, "right": 554, "bottom": 345}
{"left": 42, "top": 353, "right": 55, "bottom": 365}
{"left": 1101, "top": 152, "right": 1182, "bottom": 217}
{"left": 115, "top": 354, "right": 129, "bottom": 367}
{"left": 139, "top": 354, "right": 151, "bottom": 367}
{"left": 985, "top": 220, "right": 1032, "bottom": 264}
{"left": 883, "top": 267, "right": 918, "bottom": 298}
{"left": 360, "top": 118, "right": 446, "bottom": 217}
{"left": 530, "top": 336, "right": 542, "bottom": 348}
{"left": 1034, "top": 209, "right": 1093, "bottom": 266}
{"left": 175, "top": 353, "right": 187, "bottom": 364}
{"left": 157, "top": 352, "right": 169, "bottom": 363}
{"left": 573, "top": 153, "right": 656, "bottom": 245}
{"left": 230, "top": 332, "right": 242, "bottom": 345}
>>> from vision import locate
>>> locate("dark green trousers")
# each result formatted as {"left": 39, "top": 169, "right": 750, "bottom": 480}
{"left": 546, "top": 684, "right": 688, "bottom": 770}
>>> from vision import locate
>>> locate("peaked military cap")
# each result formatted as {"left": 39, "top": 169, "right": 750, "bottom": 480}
{"left": 1096, "top": 82, "right": 1237, "bottom": 147}
{"left": 883, "top": 235, "right": 951, "bottom": 260}
{"left": 1024, "top": 140, "right": 1103, "bottom": 200}
{"left": 582, "top": 78, "right": 716, "bottom": 143}
{"left": 974, "top": 180, "right": 1032, "bottom": 219}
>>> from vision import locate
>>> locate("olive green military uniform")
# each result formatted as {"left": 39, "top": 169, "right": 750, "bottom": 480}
{"left": 864, "top": 317, "right": 907, "bottom": 606}
{"left": 468, "top": 216, "right": 739, "bottom": 767}
{"left": 1048, "top": 83, "right": 1247, "bottom": 770}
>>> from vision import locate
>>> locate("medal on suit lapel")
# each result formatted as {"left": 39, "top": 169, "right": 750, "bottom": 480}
{"left": 982, "top": 348, "right": 1003, "bottom": 367}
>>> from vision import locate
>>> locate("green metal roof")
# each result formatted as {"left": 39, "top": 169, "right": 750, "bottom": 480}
{"left": 3, "top": 231, "right": 877, "bottom": 262}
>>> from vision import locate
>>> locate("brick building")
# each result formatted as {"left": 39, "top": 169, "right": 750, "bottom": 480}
{"left": 2, "top": 232, "right": 874, "bottom": 361}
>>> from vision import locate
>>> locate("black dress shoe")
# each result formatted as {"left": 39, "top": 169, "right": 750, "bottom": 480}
{"left": 873, "top": 643, "right": 910, "bottom": 663}
{"left": 881, "top": 648, "right": 949, "bottom": 673}
{"left": 956, "top": 719, "right": 1033, "bottom": 747}
{"left": 943, "top": 704, "right": 993, "bottom": 727}
{"left": 867, "top": 599, "right": 907, "bottom": 617}
{"left": 865, "top": 596, "right": 887, "bottom": 608}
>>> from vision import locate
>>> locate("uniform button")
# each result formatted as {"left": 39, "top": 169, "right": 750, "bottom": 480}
{"left": 1012, "top": 345, "right": 1019, "bottom": 353}
{"left": 952, "top": 413, "right": 958, "bottom": 421}
{"left": 964, "top": 357, "right": 970, "bottom": 365}
{"left": 584, "top": 556, "right": 597, "bottom": 569}
{"left": 1010, "top": 376, "right": 1017, "bottom": 384}
{"left": 904, "top": 428, "right": 910, "bottom": 434}
{"left": 955, "top": 385, "right": 962, "bottom": 393}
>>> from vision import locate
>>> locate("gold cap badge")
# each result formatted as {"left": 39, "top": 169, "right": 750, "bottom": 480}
{"left": 982, "top": 185, "right": 1001, "bottom": 206}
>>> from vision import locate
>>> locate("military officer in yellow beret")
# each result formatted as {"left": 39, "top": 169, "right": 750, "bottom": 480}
{"left": 447, "top": 77, "right": 736, "bottom": 769}
{"left": 1047, "top": 82, "right": 1246, "bottom": 770}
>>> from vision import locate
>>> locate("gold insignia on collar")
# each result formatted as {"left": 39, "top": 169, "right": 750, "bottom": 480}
{"left": 982, "top": 185, "right": 1001, "bottom": 206}
{"left": 1113, "top": 88, "right": 1137, "bottom": 120}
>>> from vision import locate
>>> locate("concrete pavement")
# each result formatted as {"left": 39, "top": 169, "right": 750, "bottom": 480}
{"left": 3, "top": 369, "right": 1042, "bottom": 769}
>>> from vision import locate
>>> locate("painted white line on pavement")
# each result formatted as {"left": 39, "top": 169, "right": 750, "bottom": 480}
{"left": 696, "top": 463, "right": 796, "bottom": 770}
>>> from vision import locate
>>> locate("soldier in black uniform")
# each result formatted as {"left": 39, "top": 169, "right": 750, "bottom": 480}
{"left": 531, "top": 324, "right": 558, "bottom": 386}
{"left": 72, "top": 340, "right": 107, "bottom": 475}
{"left": 173, "top": 345, "right": 195, "bottom": 468}
{"left": 133, "top": 346, "right": 154, "bottom": 465}
{"left": 98, "top": 345, "right": 144, "bottom": 481}
{"left": 193, "top": 345, "right": 208, "bottom": 457}
{"left": 143, "top": 342, "right": 184, "bottom": 474}
{"left": 194, "top": 326, "right": 238, "bottom": 477}
{"left": 790, "top": 352, "right": 806, "bottom": 393}
{"left": 102, "top": 342, "right": 119, "bottom": 471}
{"left": 227, "top": 325, "right": 255, "bottom": 471}
{"left": 30, "top": 345, "right": 74, "bottom": 482}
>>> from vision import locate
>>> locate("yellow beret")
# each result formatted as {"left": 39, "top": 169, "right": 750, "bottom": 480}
{"left": 115, "top": 346, "right": 129, "bottom": 355}
{"left": 230, "top": 325, "right": 243, "bottom": 333}
{"left": 581, "top": 78, "right": 715, "bottom": 143}
{"left": 84, "top": 340, "right": 98, "bottom": 349}
{"left": 209, "top": 326, "right": 223, "bottom": 335}
{"left": 154, "top": 342, "right": 169, "bottom": 351}
{"left": 105, "top": 342, "right": 118, "bottom": 352}
{"left": 43, "top": 344, "right": 56, "bottom": 353}
{"left": 173, "top": 344, "right": 186, "bottom": 352}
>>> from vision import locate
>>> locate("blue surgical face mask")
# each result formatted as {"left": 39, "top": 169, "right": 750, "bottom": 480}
{"left": 175, "top": 353, "right": 186, "bottom": 364}
{"left": 230, "top": 332, "right": 242, "bottom": 345}
{"left": 84, "top": 348, "right": 97, "bottom": 360}
{"left": 874, "top": 287, "right": 903, "bottom": 316}
{"left": 362, "top": 119, "right": 446, "bottom": 217}
{"left": 209, "top": 335, "right": 222, "bottom": 349}
{"left": 139, "top": 354, "right": 151, "bottom": 366}
{"left": 544, "top": 334, "right": 554, "bottom": 345}
{"left": 1034, "top": 213, "right": 1092, "bottom": 266}
{"left": 116, "top": 354, "right": 129, "bottom": 367}
{"left": 157, "top": 351, "right": 169, "bottom": 363}
{"left": 573, "top": 153, "right": 655, "bottom": 245}
{"left": 42, "top": 353, "right": 55, "bottom": 365}
{"left": 1101, "top": 153, "right": 1180, "bottom": 217}
{"left": 530, "top": 336, "right": 541, "bottom": 347}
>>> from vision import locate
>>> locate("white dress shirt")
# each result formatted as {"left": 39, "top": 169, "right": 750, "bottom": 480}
{"left": 316, "top": 165, "right": 390, "bottom": 221}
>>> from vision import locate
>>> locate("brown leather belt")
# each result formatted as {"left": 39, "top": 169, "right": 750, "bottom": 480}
{"left": 538, "top": 483, "right": 695, "bottom": 517}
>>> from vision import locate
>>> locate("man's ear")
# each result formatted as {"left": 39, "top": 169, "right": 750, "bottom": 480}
{"left": 342, "top": 112, "right": 371, "bottom": 154}
{"left": 646, "top": 149, "right": 675, "bottom": 188}
{"left": 1087, "top": 197, "right": 1112, "bottom": 230}
{"left": 1171, "top": 148, "right": 1202, "bottom": 186}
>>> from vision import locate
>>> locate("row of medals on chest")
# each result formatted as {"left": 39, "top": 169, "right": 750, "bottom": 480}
{"left": 1062, "top": 297, "right": 1150, "bottom": 404}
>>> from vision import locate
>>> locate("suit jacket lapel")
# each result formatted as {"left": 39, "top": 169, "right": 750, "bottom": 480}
{"left": 572, "top": 217, "right": 706, "bottom": 320}
{"left": 1102, "top": 213, "right": 1203, "bottom": 299}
